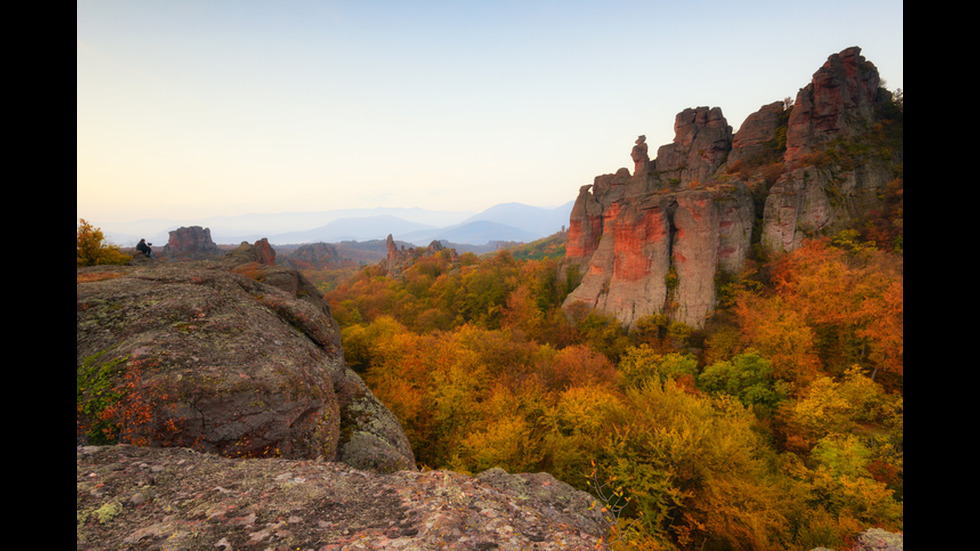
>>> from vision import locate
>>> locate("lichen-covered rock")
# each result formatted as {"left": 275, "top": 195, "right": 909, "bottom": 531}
{"left": 76, "top": 445, "right": 611, "bottom": 550}
{"left": 806, "top": 527, "right": 903, "bottom": 551}
{"left": 850, "top": 528, "right": 903, "bottom": 550}
{"left": 76, "top": 259, "right": 415, "bottom": 472}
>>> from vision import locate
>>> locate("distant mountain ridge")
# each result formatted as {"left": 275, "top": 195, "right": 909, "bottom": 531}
{"left": 99, "top": 202, "right": 575, "bottom": 248}
{"left": 399, "top": 202, "right": 573, "bottom": 245}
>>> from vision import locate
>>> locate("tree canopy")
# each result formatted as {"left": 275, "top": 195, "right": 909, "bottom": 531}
{"left": 321, "top": 232, "right": 903, "bottom": 549}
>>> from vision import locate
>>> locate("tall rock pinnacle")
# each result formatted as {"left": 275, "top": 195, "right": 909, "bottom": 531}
{"left": 561, "top": 47, "right": 900, "bottom": 329}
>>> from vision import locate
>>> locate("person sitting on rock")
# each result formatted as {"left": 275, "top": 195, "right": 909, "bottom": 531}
{"left": 136, "top": 239, "right": 152, "bottom": 258}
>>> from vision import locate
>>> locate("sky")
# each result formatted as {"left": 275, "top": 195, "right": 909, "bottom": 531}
{"left": 77, "top": 0, "right": 903, "bottom": 225}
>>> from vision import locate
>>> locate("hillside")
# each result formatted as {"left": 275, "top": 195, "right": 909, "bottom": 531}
{"left": 76, "top": 251, "right": 611, "bottom": 549}
{"left": 78, "top": 46, "right": 902, "bottom": 551}
{"left": 315, "top": 47, "right": 902, "bottom": 550}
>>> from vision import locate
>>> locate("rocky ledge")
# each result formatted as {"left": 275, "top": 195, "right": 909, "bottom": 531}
{"left": 76, "top": 444, "right": 612, "bottom": 550}
{"left": 77, "top": 252, "right": 415, "bottom": 472}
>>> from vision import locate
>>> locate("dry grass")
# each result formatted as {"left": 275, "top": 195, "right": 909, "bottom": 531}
{"left": 77, "top": 271, "right": 125, "bottom": 284}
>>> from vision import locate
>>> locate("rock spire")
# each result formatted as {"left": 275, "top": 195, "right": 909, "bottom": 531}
{"left": 561, "top": 47, "right": 900, "bottom": 329}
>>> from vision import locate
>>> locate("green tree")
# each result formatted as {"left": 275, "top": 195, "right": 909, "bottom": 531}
{"left": 698, "top": 352, "right": 790, "bottom": 415}
{"left": 810, "top": 433, "right": 871, "bottom": 479}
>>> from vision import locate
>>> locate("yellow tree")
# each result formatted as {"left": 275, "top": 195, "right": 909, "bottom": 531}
{"left": 77, "top": 219, "right": 132, "bottom": 266}
{"left": 595, "top": 380, "right": 793, "bottom": 550}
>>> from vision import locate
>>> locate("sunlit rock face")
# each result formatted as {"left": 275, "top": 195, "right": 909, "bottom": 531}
{"left": 561, "top": 47, "right": 899, "bottom": 329}
{"left": 761, "top": 47, "right": 894, "bottom": 253}
{"left": 562, "top": 108, "right": 753, "bottom": 329}
{"left": 671, "top": 188, "right": 754, "bottom": 326}
{"left": 785, "top": 46, "right": 881, "bottom": 163}
{"left": 565, "top": 193, "right": 676, "bottom": 326}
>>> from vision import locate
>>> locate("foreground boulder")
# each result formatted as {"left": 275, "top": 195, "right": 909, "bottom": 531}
{"left": 76, "top": 444, "right": 611, "bottom": 550}
{"left": 76, "top": 257, "right": 415, "bottom": 472}
{"left": 810, "top": 528, "right": 903, "bottom": 551}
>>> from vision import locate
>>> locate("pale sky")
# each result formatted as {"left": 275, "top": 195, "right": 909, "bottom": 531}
{"left": 77, "top": 0, "right": 903, "bottom": 225}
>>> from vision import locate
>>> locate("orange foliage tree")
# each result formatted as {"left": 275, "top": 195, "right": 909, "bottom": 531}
{"left": 736, "top": 236, "right": 902, "bottom": 385}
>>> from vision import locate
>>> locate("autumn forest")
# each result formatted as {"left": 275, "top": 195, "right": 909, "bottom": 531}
{"left": 307, "top": 222, "right": 903, "bottom": 550}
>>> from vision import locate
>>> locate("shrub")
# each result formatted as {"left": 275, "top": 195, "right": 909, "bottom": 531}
{"left": 77, "top": 219, "right": 132, "bottom": 266}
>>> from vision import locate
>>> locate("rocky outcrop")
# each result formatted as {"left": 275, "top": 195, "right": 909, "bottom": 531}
{"left": 759, "top": 47, "right": 898, "bottom": 252}
{"left": 77, "top": 256, "right": 415, "bottom": 472}
{"left": 563, "top": 108, "right": 752, "bottom": 329}
{"left": 561, "top": 47, "right": 900, "bottom": 329}
{"left": 849, "top": 528, "right": 903, "bottom": 550}
{"left": 77, "top": 444, "right": 611, "bottom": 550}
{"left": 161, "top": 226, "right": 220, "bottom": 259}
{"left": 784, "top": 46, "right": 881, "bottom": 163}
{"left": 381, "top": 234, "right": 459, "bottom": 277}
{"left": 282, "top": 242, "right": 342, "bottom": 270}
{"left": 223, "top": 238, "right": 276, "bottom": 266}
{"left": 727, "top": 100, "right": 787, "bottom": 168}
{"left": 809, "top": 528, "right": 903, "bottom": 551}
{"left": 654, "top": 106, "right": 733, "bottom": 185}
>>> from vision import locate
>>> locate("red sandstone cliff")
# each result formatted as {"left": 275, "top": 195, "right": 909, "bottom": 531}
{"left": 562, "top": 47, "right": 901, "bottom": 329}
{"left": 762, "top": 46, "right": 895, "bottom": 252}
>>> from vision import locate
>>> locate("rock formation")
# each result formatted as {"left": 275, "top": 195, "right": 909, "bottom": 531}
{"left": 77, "top": 243, "right": 613, "bottom": 549}
{"left": 630, "top": 134, "right": 649, "bottom": 175}
{"left": 562, "top": 47, "right": 901, "bottom": 329}
{"left": 562, "top": 106, "right": 752, "bottom": 329}
{"left": 282, "top": 242, "right": 342, "bottom": 270}
{"left": 655, "top": 106, "right": 734, "bottom": 185}
{"left": 77, "top": 445, "right": 611, "bottom": 550}
{"left": 161, "top": 225, "right": 220, "bottom": 259}
{"left": 381, "top": 234, "right": 459, "bottom": 277}
{"left": 760, "top": 46, "right": 897, "bottom": 252}
{"left": 784, "top": 47, "right": 882, "bottom": 164}
{"left": 77, "top": 250, "right": 416, "bottom": 472}
{"left": 223, "top": 237, "right": 276, "bottom": 266}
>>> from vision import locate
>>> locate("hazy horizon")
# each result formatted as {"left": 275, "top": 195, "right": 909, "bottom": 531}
{"left": 78, "top": 1, "right": 903, "bottom": 226}
{"left": 91, "top": 199, "right": 578, "bottom": 248}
